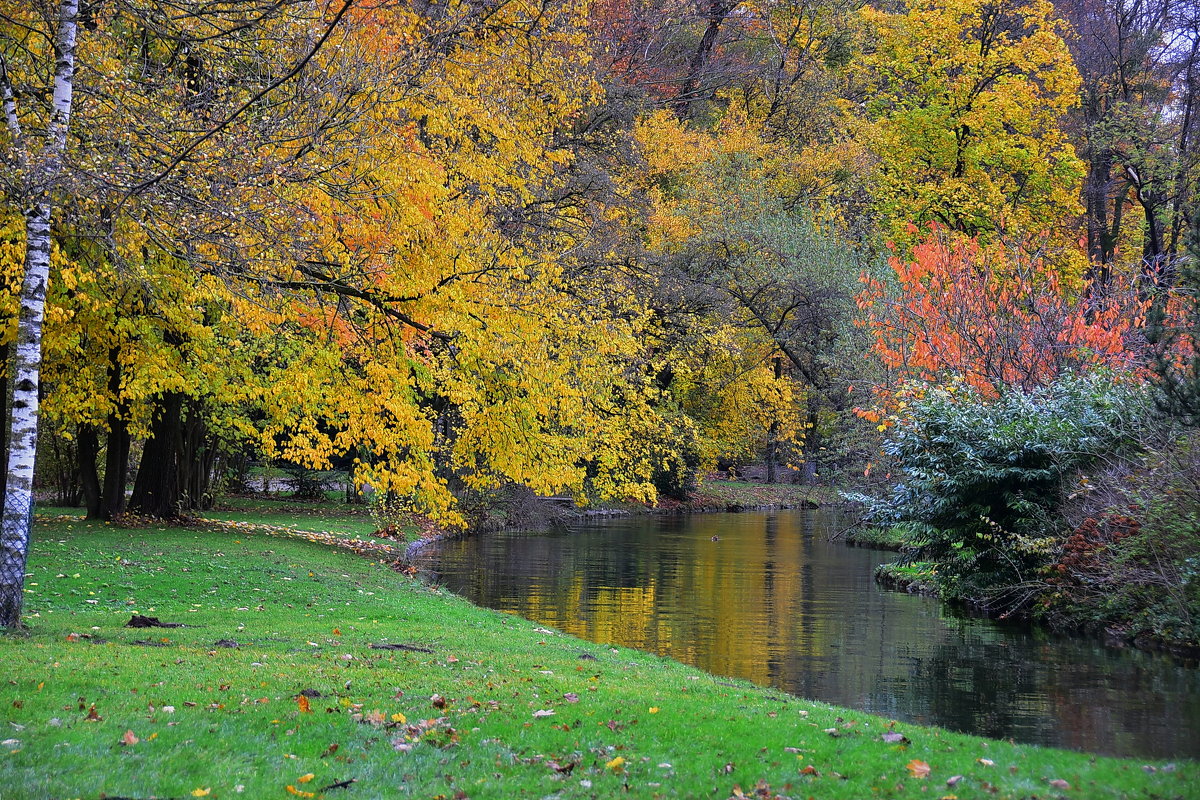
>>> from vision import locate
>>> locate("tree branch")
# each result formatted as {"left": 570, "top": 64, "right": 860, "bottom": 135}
{"left": 114, "top": 0, "right": 354, "bottom": 213}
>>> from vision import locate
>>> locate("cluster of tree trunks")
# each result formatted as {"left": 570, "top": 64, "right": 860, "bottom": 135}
{"left": 77, "top": 390, "right": 217, "bottom": 520}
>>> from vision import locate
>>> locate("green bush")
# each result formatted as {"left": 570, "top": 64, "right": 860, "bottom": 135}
{"left": 849, "top": 374, "right": 1153, "bottom": 612}
{"left": 1053, "top": 431, "right": 1200, "bottom": 645}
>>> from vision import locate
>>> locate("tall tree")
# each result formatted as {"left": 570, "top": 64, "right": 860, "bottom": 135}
{"left": 0, "top": 0, "right": 79, "bottom": 628}
{"left": 0, "top": 0, "right": 354, "bottom": 626}
{"left": 636, "top": 112, "right": 865, "bottom": 479}
{"left": 1057, "top": 0, "right": 1199, "bottom": 287}
{"left": 856, "top": 0, "right": 1084, "bottom": 249}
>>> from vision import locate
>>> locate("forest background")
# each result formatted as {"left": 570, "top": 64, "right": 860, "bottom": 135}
{"left": 1, "top": 0, "right": 1198, "bottom": 645}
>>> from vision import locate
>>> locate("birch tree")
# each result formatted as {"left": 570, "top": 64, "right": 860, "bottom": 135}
{"left": 0, "top": 0, "right": 353, "bottom": 626}
{"left": 0, "top": 0, "right": 78, "bottom": 628}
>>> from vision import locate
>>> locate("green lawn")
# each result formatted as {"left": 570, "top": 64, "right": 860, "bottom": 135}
{"left": 1, "top": 509, "right": 1194, "bottom": 799}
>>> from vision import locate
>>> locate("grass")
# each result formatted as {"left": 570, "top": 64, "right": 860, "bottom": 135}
{"left": 205, "top": 497, "right": 405, "bottom": 543}
{"left": 875, "top": 561, "right": 940, "bottom": 596}
{"left": 845, "top": 526, "right": 918, "bottom": 551}
{"left": 1, "top": 507, "right": 1195, "bottom": 800}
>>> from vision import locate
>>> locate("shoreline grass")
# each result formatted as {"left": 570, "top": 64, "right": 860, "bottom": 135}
{"left": 1, "top": 509, "right": 1195, "bottom": 799}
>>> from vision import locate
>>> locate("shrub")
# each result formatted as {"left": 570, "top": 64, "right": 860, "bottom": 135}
{"left": 1053, "top": 430, "right": 1200, "bottom": 646}
{"left": 849, "top": 374, "right": 1153, "bottom": 612}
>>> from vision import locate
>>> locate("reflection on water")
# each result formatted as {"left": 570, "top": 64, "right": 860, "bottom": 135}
{"left": 425, "top": 510, "right": 1200, "bottom": 759}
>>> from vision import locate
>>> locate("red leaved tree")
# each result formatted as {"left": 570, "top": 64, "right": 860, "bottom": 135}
{"left": 858, "top": 227, "right": 1146, "bottom": 398}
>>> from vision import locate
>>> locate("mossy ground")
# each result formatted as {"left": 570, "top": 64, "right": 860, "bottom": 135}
{"left": 1, "top": 506, "right": 1194, "bottom": 800}
{"left": 844, "top": 526, "right": 912, "bottom": 550}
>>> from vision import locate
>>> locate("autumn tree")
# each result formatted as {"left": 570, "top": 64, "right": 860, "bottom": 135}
{"left": 1147, "top": 207, "right": 1200, "bottom": 423}
{"left": 1057, "top": 0, "right": 1199, "bottom": 287}
{"left": 0, "top": 0, "right": 81, "bottom": 627}
{"left": 637, "top": 111, "right": 866, "bottom": 480}
{"left": 855, "top": 0, "right": 1085, "bottom": 247}
{"left": 0, "top": 0, "right": 366, "bottom": 624}
{"left": 858, "top": 226, "right": 1144, "bottom": 398}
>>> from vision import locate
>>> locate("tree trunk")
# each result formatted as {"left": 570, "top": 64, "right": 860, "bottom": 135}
{"left": 78, "top": 425, "right": 102, "bottom": 519}
{"left": 101, "top": 347, "right": 131, "bottom": 519}
{"left": 0, "top": 341, "right": 8, "bottom": 502}
{"left": 0, "top": 0, "right": 79, "bottom": 628}
{"left": 673, "top": 0, "right": 736, "bottom": 119}
{"left": 1084, "top": 150, "right": 1114, "bottom": 289}
{"left": 1, "top": 201, "right": 57, "bottom": 625}
{"left": 800, "top": 399, "right": 820, "bottom": 485}
{"left": 129, "top": 392, "right": 184, "bottom": 519}
{"left": 765, "top": 356, "right": 783, "bottom": 484}
{"left": 765, "top": 420, "right": 779, "bottom": 484}
{"left": 178, "top": 398, "right": 215, "bottom": 510}
{"left": 102, "top": 421, "right": 131, "bottom": 519}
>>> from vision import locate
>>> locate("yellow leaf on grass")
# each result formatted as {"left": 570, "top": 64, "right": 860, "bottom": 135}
{"left": 297, "top": 695, "right": 311, "bottom": 713}
{"left": 286, "top": 785, "right": 316, "bottom": 798}
{"left": 391, "top": 713, "right": 406, "bottom": 723}
{"left": 907, "top": 759, "right": 931, "bottom": 778}
{"left": 298, "top": 773, "right": 315, "bottom": 783}
{"left": 190, "top": 789, "right": 210, "bottom": 797}
{"left": 606, "top": 756, "right": 625, "bottom": 773}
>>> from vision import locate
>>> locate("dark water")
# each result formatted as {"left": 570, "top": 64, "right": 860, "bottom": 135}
{"left": 423, "top": 510, "right": 1200, "bottom": 760}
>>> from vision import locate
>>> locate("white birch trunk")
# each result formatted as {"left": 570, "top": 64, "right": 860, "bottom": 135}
{"left": 0, "top": 0, "right": 78, "bottom": 628}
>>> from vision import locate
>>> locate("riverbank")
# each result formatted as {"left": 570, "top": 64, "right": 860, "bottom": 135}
{"left": 3, "top": 509, "right": 1195, "bottom": 799}
{"left": 843, "top": 522, "right": 1200, "bottom": 659}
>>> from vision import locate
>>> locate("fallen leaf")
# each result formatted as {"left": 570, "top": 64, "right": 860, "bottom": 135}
{"left": 946, "top": 775, "right": 963, "bottom": 786}
{"left": 297, "top": 773, "right": 315, "bottom": 783}
{"left": 320, "top": 743, "right": 339, "bottom": 758}
{"left": 1049, "top": 779, "right": 1070, "bottom": 790}
{"left": 121, "top": 730, "right": 139, "bottom": 746}
{"left": 606, "top": 756, "right": 625, "bottom": 773}
{"left": 882, "top": 732, "right": 909, "bottom": 744}
{"left": 285, "top": 786, "right": 315, "bottom": 798}
{"left": 977, "top": 758, "right": 994, "bottom": 767}
{"left": 907, "top": 759, "right": 931, "bottom": 779}
{"left": 800, "top": 765, "right": 819, "bottom": 776}
{"left": 532, "top": 709, "right": 555, "bottom": 718}
{"left": 84, "top": 705, "right": 101, "bottom": 722}
{"left": 190, "top": 789, "right": 210, "bottom": 797}
{"left": 648, "top": 706, "right": 659, "bottom": 713}
{"left": 431, "top": 694, "right": 447, "bottom": 709}
{"left": 391, "top": 712, "right": 406, "bottom": 723}
{"left": 297, "top": 695, "right": 311, "bottom": 713}
{"left": 563, "top": 693, "right": 579, "bottom": 703}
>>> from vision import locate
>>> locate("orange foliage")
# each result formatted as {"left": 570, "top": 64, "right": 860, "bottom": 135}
{"left": 858, "top": 226, "right": 1145, "bottom": 397}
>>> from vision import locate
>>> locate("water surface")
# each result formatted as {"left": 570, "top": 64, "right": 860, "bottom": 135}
{"left": 424, "top": 510, "right": 1200, "bottom": 759}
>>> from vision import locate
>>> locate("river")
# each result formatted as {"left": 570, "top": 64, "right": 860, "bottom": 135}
{"left": 422, "top": 509, "right": 1200, "bottom": 760}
